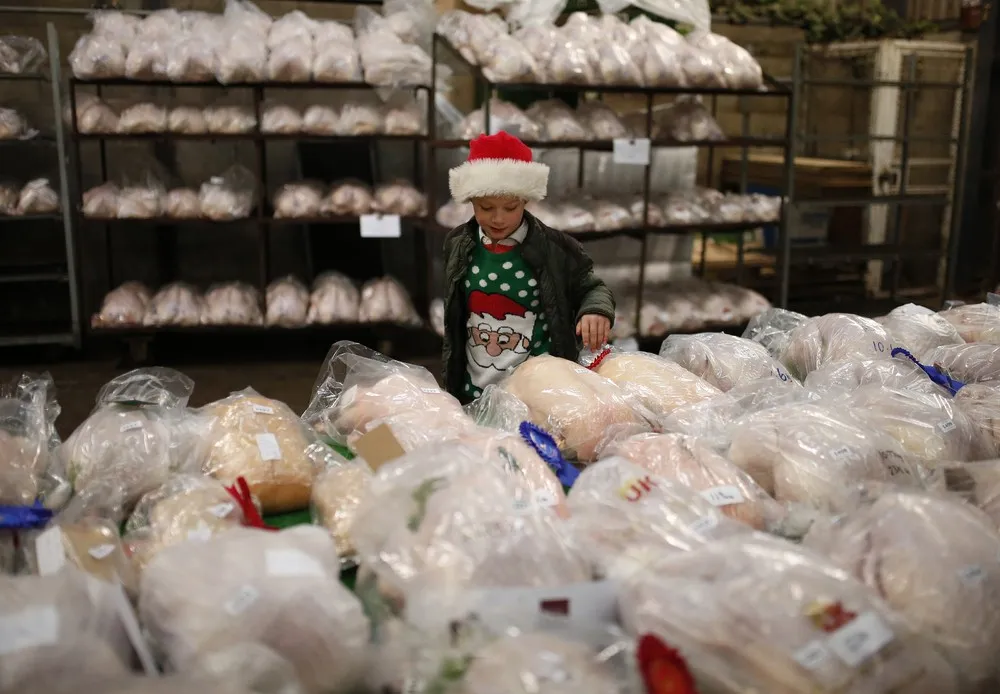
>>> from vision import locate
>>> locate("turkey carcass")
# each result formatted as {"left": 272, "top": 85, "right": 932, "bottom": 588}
{"left": 73, "top": 94, "right": 119, "bottom": 134}
{"left": 954, "top": 383, "right": 1000, "bottom": 458}
{"left": 265, "top": 276, "right": 310, "bottom": 327}
{"left": 804, "top": 489, "right": 1000, "bottom": 687}
{"left": 320, "top": 180, "right": 374, "bottom": 216}
{"left": 939, "top": 302, "right": 1000, "bottom": 344}
{"left": 604, "top": 432, "right": 781, "bottom": 531}
{"left": 357, "top": 277, "right": 421, "bottom": 325}
{"left": 565, "top": 457, "right": 751, "bottom": 581}
{"left": 117, "top": 103, "right": 167, "bottom": 133}
{"left": 311, "top": 462, "right": 373, "bottom": 561}
{"left": 804, "top": 357, "right": 950, "bottom": 398}
{"left": 163, "top": 188, "right": 201, "bottom": 219}
{"left": 880, "top": 303, "right": 964, "bottom": 359}
{"left": 372, "top": 180, "right": 426, "bottom": 217}
{"left": 167, "top": 106, "right": 208, "bottom": 134}
{"left": 0, "top": 403, "right": 50, "bottom": 506}
{"left": 618, "top": 535, "right": 959, "bottom": 694}
{"left": 199, "top": 167, "right": 255, "bottom": 221}
{"left": 139, "top": 526, "right": 369, "bottom": 694}
{"left": 591, "top": 351, "right": 722, "bottom": 419}
{"left": 781, "top": 313, "right": 895, "bottom": 380}
{"left": 143, "top": 283, "right": 202, "bottom": 326}
{"left": 659, "top": 332, "right": 795, "bottom": 391}
{"left": 307, "top": 272, "right": 359, "bottom": 324}
{"left": 197, "top": 389, "right": 334, "bottom": 514}
{"left": 17, "top": 178, "right": 59, "bottom": 214}
{"left": 273, "top": 182, "right": 324, "bottom": 219}
{"left": 926, "top": 342, "right": 1000, "bottom": 384}
{"left": 301, "top": 105, "right": 340, "bottom": 136}
{"left": 503, "top": 356, "right": 653, "bottom": 462}
{"left": 200, "top": 282, "right": 263, "bottom": 326}
{"left": 742, "top": 307, "right": 809, "bottom": 360}
{"left": 91, "top": 281, "right": 149, "bottom": 327}
{"left": 337, "top": 102, "right": 382, "bottom": 135}
{"left": 204, "top": 105, "right": 256, "bottom": 134}
{"left": 312, "top": 43, "right": 362, "bottom": 82}
{"left": 261, "top": 103, "right": 302, "bottom": 134}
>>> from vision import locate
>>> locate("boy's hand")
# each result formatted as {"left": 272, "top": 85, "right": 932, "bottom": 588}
{"left": 577, "top": 314, "right": 611, "bottom": 351}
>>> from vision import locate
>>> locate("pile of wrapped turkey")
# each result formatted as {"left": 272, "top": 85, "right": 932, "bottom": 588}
{"left": 68, "top": 1, "right": 433, "bottom": 88}
{"left": 90, "top": 275, "right": 423, "bottom": 328}
{"left": 438, "top": 10, "right": 763, "bottom": 89}
{"left": 10, "top": 300, "right": 1000, "bottom": 694}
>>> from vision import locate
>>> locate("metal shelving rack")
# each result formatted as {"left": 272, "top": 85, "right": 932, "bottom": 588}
{"left": 67, "top": 71, "right": 438, "bottom": 351}
{"left": 0, "top": 23, "right": 80, "bottom": 349}
{"left": 427, "top": 33, "right": 796, "bottom": 335}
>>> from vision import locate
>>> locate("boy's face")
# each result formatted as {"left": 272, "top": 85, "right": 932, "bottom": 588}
{"left": 472, "top": 196, "right": 525, "bottom": 241}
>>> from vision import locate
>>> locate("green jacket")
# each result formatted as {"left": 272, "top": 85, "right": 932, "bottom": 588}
{"left": 442, "top": 211, "right": 616, "bottom": 401}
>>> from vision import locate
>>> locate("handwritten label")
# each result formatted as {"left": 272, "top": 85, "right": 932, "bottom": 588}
{"left": 872, "top": 340, "right": 887, "bottom": 354}
{"left": 612, "top": 138, "right": 651, "bottom": 166}
{"left": 775, "top": 366, "right": 791, "bottom": 382}
{"left": 88, "top": 543, "right": 116, "bottom": 560}
{"left": 360, "top": 214, "right": 402, "bottom": 238}
{"left": 34, "top": 526, "right": 66, "bottom": 576}
{"left": 793, "top": 640, "right": 833, "bottom": 671}
{"left": 209, "top": 502, "right": 235, "bottom": 518}
{"left": 959, "top": 565, "right": 985, "bottom": 585}
{"left": 831, "top": 446, "right": 852, "bottom": 461}
{"left": 689, "top": 516, "right": 719, "bottom": 535}
{"left": 224, "top": 585, "right": 260, "bottom": 616}
{"left": 826, "top": 611, "right": 894, "bottom": 667}
{"left": 0, "top": 606, "right": 58, "bottom": 656}
{"left": 108, "top": 582, "right": 159, "bottom": 675}
{"left": 252, "top": 404, "right": 275, "bottom": 415}
{"left": 266, "top": 548, "right": 326, "bottom": 578}
{"left": 256, "top": 433, "right": 282, "bottom": 461}
{"left": 938, "top": 420, "right": 957, "bottom": 433}
{"left": 120, "top": 420, "right": 143, "bottom": 433}
{"left": 700, "top": 485, "right": 745, "bottom": 507}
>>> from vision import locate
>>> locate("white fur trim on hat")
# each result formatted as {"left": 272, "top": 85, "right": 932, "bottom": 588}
{"left": 449, "top": 158, "right": 549, "bottom": 203}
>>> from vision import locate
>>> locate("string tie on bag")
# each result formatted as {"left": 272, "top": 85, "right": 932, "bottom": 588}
{"left": 891, "top": 346, "right": 965, "bottom": 395}
{"left": 0, "top": 500, "right": 52, "bottom": 530}
{"left": 519, "top": 421, "right": 579, "bottom": 487}
{"left": 225, "top": 476, "right": 277, "bottom": 531}
{"left": 586, "top": 346, "right": 613, "bottom": 371}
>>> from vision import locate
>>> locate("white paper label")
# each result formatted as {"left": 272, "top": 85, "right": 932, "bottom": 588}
{"left": 252, "top": 404, "right": 275, "bottom": 415}
{"left": 360, "top": 214, "right": 402, "bottom": 238}
{"left": 120, "top": 420, "right": 143, "bottom": 433}
{"left": 0, "top": 606, "right": 59, "bottom": 656}
{"left": 612, "top": 138, "right": 651, "bottom": 166}
{"left": 420, "top": 387, "right": 441, "bottom": 394}
{"left": 689, "top": 515, "right": 720, "bottom": 535}
{"left": 266, "top": 548, "right": 326, "bottom": 579}
{"left": 224, "top": 585, "right": 260, "bottom": 616}
{"left": 34, "top": 525, "right": 66, "bottom": 576}
{"left": 831, "top": 446, "right": 852, "bottom": 461}
{"left": 88, "top": 543, "right": 116, "bottom": 560}
{"left": 826, "top": 611, "right": 894, "bottom": 667}
{"left": 256, "top": 433, "right": 282, "bottom": 461}
{"left": 109, "top": 582, "right": 159, "bottom": 675}
{"left": 700, "top": 485, "right": 745, "bottom": 507}
{"left": 959, "top": 564, "right": 985, "bottom": 584}
{"left": 209, "top": 502, "right": 235, "bottom": 518}
{"left": 938, "top": 419, "right": 957, "bottom": 433}
{"left": 793, "top": 639, "right": 833, "bottom": 671}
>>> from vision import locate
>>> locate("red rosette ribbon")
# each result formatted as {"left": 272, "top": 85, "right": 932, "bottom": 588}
{"left": 637, "top": 634, "right": 699, "bottom": 694}
{"left": 225, "top": 476, "right": 277, "bottom": 531}
{"left": 586, "top": 346, "right": 613, "bottom": 371}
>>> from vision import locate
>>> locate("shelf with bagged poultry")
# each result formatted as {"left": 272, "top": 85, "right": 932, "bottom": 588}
{"left": 69, "top": 77, "right": 429, "bottom": 91}
{"left": 430, "top": 136, "right": 787, "bottom": 150}
{"left": 73, "top": 132, "right": 427, "bottom": 143}
{"left": 77, "top": 214, "right": 432, "bottom": 227}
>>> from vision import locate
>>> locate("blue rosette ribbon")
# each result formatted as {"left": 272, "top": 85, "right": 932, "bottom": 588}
{"left": 0, "top": 501, "right": 53, "bottom": 530}
{"left": 519, "top": 421, "right": 579, "bottom": 488}
{"left": 891, "top": 346, "right": 966, "bottom": 396}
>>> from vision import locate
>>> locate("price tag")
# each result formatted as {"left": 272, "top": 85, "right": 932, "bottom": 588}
{"left": 689, "top": 516, "right": 719, "bottom": 535}
{"left": 700, "top": 485, "right": 745, "bottom": 507}
{"left": 34, "top": 525, "right": 66, "bottom": 576}
{"left": 793, "top": 640, "right": 833, "bottom": 671}
{"left": 938, "top": 420, "right": 957, "bottom": 433}
{"left": 612, "top": 138, "right": 651, "bottom": 166}
{"left": 209, "top": 502, "right": 235, "bottom": 518}
{"left": 826, "top": 611, "right": 894, "bottom": 668}
{"left": 252, "top": 404, "right": 274, "bottom": 415}
{"left": 88, "top": 543, "right": 116, "bottom": 560}
{"left": 831, "top": 446, "right": 852, "bottom": 461}
{"left": 0, "top": 606, "right": 59, "bottom": 656}
{"left": 360, "top": 214, "right": 402, "bottom": 238}
{"left": 266, "top": 548, "right": 326, "bottom": 578}
{"left": 256, "top": 433, "right": 282, "bottom": 461}
{"left": 108, "top": 582, "right": 159, "bottom": 675}
{"left": 120, "top": 420, "right": 143, "bottom": 433}
{"left": 224, "top": 584, "right": 260, "bottom": 616}
{"left": 420, "top": 387, "right": 441, "bottom": 395}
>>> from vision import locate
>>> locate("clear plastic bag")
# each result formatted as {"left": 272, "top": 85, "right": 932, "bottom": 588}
{"left": 307, "top": 272, "right": 360, "bottom": 324}
{"left": 117, "top": 102, "right": 168, "bottom": 134}
{"left": 123, "top": 32, "right": 171, "bottom": 80}
{"left": 660, "top": 332, "right": 795, "bottom": 392}
{"left": 804, "top": 488, "right": 1000, "bottom": 687}
{"left": 0, "top": 183, "right": 17, "bottom": 215}
{"left": 213, "top": 0, "right": 269, "bottom": 84}
{"left": 373, "top": 179, "right": 426, "bottom": 216}
{"left": 314, "top": 20, "right": 354, "bottom": 46}
{"left": 16, "top": 178, "right": 59, "bottom": 215}
{"left": 804, "top": 357, "right": 949, "bottom": 398}
{"left": 268, "top": 40, "right": 314, "bottom": 83}
{"left": 879, "top": 302, "right": 964, "bottom": 360}
{"left": 0, "top": 373, "right": 61, "bottom": 506}
{"left": 742, "top": 306, "right": 808, "bottom": 360}
{"left": 199, "top": 165, "right": 256, "bottom": 220}
{"left": 168, "top": 106, "right": 208, "bottom": 134}
{"left": 576, "top": 101, "right": 629, "bottom": 139}
{"left": 267, "top": 10, "right": 316, "bottom": 48}
{"left": 955, "top": 383, "right": 1000, "bottom": 458}
{"left": 781, "top": 313, "right": 895, "bottom": 381}
{"left": 200, "top": 281, "right": 263, "bottom": 326}
{"left": 261, "top": 102, "right": 302, "bottom": 134}
{"left": 82, "top": 182, "right": 120, "bottom": 219}
{"left": 525, "top": 99, "right": 589, "bottom": 141}
{"left": 165, "top": 35, "right": 217, "bottom": 83}
{"left": 337, "top": 99, "right": 383, "bottom": 135}
{"left": 313, "top": 43, "right": 362, "bottom": 83}
{"left": 190, "top": 643, "right": 306, "bottom": 694}
{"left": 300, "top": 105, "right": 340, "bottom": 135}
{"left": 357, "top": 31, "right": 431, "bottom": 88}
{"left": 939, "top": 302, "right": 1000, "bottom": 344}
{"left": 381, "top": 91, "right": 426, "bottom": 135}
{"left": 478, "top": 34, "right": 541, "bottom": 83}
{"left": 72, "top": 94, "right": 119, "bottom": 134}
{"left": 546, "top": 29, "right": 598, "bottom": 86}
{"left": 123, "top": 474, "right": 244, "bottom": 573}
{"left": 273, "top": 181, "right": 324, "bottom": 219}
{"left": 358, "top": 276, "right": 422, "bottom": 325}
{"left": 163, "top": 187, "right": 201, "bottom": 219}
{"left": 194, "top": 388, "right": 343, "bottom": 514}
{"left": 688, "top": 31, "right": 763, "bottom": 90}
{"left": 139, "top": 526, "right": 369, "bottom": 694}
{"left": 502, "top": 355, "right": 654, "bottom": 462}
{"left": 117, "top": 171, "right": 165, "bottom": 219}
{"left": 657, "top": 96, "right": 725, "bottom": 142}
{"left": 311, "top": 461, "right": 373, "bottom": 562}
{"left": 619, "top": 534, "right": 959, "bottom": 694}
{"left": 69, "top": 32, "right": 126, "bottom": 80}
{"left": 452, "top": 98, "right": 542, "bottom": 140}
{"left": 321, "top": 179, "right": 374, "bottom": 216}
{"left": 91, "top": 281, "right": 150, "bottom": 327}
{"left": 0, "top": 35, "right": 48, "bottom": 74}
{"left": 513, "top": 24, "right": 560, "bottom": 80}
{"left": 204, "top": 103, "right": 256, "bottom": 134}
{"left": 143, "top": 282, "right": 203, "bottom": 325}
{"left": 265, "top": 276, "right": 310, "bottom": 327}
{"left": 927, "top": 342, "right": 1000, "bottom": 384}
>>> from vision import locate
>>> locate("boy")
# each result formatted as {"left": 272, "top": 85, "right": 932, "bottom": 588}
{"left": 441, "top": 130, "right": 615, "bottom": 402}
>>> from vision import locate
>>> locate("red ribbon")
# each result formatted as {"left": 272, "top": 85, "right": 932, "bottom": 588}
{"left": 586, "top": 346, "right": 613, "bottom": 371}
{"left": 636, "top": 634, "right": 698, "bottom": 694}
{"left": 225, "top": 477, "right": 277, "bottom": 532}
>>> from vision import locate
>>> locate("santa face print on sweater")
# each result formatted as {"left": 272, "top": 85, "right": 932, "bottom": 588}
{"left": 464, "top": 223, "right": 550, "bottom": 397}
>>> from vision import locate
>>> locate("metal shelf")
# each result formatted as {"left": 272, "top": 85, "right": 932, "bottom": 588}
{"left": 0, "top": 213, "right": 63, "bottom": 222}
{"left": 79, "top": 215, "right": 430, "bottom": 226}
{"left": 75, "top": 132, "right": 426, "bottom": 143}
{"left": 430, "top": 136, "right": 787, "bottom": 150}
{"left": 71, "top": 77, "right": 428, "bottom": 91}
{"left": 568, "top": 221, "right": 778, "bottom": 242}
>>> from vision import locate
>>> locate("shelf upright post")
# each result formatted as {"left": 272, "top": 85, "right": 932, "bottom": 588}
{"left": 736, "top": 96, "right": 751, "bottom": 287}
{"left": 943, "top": 46, "right": 975, "bottom": 303}
{"left": 778, "top": 44, "right": 801, "bottom": 309}
{"left": 888, "top": 55, "right": 918, "bottom": 303}
{"left": 633, "top": 90, "right": 655, "bottom": 337}
{"left": 251, "top": 84, "right": 269, "bottom": 294}
{"left": 48, "top": 22, "right": 81, "bottom": 348}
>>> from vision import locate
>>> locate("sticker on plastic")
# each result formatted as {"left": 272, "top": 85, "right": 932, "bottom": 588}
{"left": 256, "top": 433, "right": 282, "bottom": 461}
{"left": 265, "top": 548, "right": 327, "bottom": 579}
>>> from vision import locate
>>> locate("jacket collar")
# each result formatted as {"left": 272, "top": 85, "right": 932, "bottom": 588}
{"left": 477, "top": 218, "right": 528, "bottom": 248}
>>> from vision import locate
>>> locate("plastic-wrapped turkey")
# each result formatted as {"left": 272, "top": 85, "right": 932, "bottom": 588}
{"left": 742, "top": 307, "right": 809, "bottom": 360}
{"left": 68, "top": 32, "right": 127, "bottom": 80}
{"left": 188, "top": 643, "right": 307, "bottom": 694}
{"left": 338, "top": 102, "right": 382, "bottom": 135}
{"left": 91, "top": 281, "right": 150, "bottom": 328}
{"left": 117, "top": 102, "right": 167, "bottom": 133}
{"left": 382, "top": 92, "right": 425, "bottom": 135}
{"left": 213, "top": 5, "right": 268, "bottom": 84}
{"left": 619, "top": 534, "right": 960, "bottom": 694}
{"left": 781, "top": 313, "right": 895, "bottom": 380}
{"left": 267, "top": 39, "right": 313, "bottom": 82}
{"left": 373, "top": 180, "right": 426, "bottom": 217}
{"left": 143, "top": 282, "right": 203, "bottom": 326}
{"left": 82, "top": 182, "right": 120, "bottom": 219}
{"left": 139, "top": 526, "right": 369, "bottom": 694}
{"left": 565, "top": 456, "right": 751, "bottom": 580}
{"left": 265, "top": 276, "right": 310, "bottom": 327}
{"left": 71, "top": 94, "right": 119, "bottom": 134}
{"left": 0, "top": 377, "right": 58, "bottom": 507}
{"left": 311, "top": 461, "right": 373, "bottom": 561}
{"left": 927, "top": 342, "right": 1000, "bottom": 384}
{"left": 879, "top": 302, "right": 964, "bottom": 359}
{"left": 307, "top": 272, "right": 359, "bottom": 324}
{"left": 590, "top": 350, "right": 722, "bottom": 420}
{"left": 476, "top": 33, "right": 540, "bottom": 83}
{"left": 204, "top": 104, "right": 257, "bottom": 134}
{"left": 302, "top": 105, "right": 340, "bottom": 136}
{"left": 576, "top": 101, "right": 629, "bottom": 139}
{"left": 545, "top": 21, "right": 598, "bottom": 85}
{"left": 313, "top": 41, "right": 362, "bottom": 83}
{"left": 435, "top": 200, "right": 472, "bottom": 228}
{"left": 452, "top": 99, "right": 542, "bottom": 141}
{"left": 954, "top": 383, "right": 1000, "bottom": 458}
{"left": 167, "top": 106, "right": 208, "bottom": 134}
{"left": 805, "top": 489, "right": 1000, "bottom": 688}
{"left": 525, "top": 99, "right": 590, "bottom": 141}
{"left": 117, "top": 180, "right": 163, "bottom": 219}
{"left": 348, "top": 441, "right": 590, "bottom": 612}
{"left": 200, "top": 166, "right": 255, "bottom": 221}
{"left": 804, "top": 357, "right": 950, "bottom": 398}
{"left": 358, "top": 276, "right": 421, "bottom": 325}
{"left": 356, "top": 30, "right": 431, "bottom": 88}
{"left": 17, "top": 178, "right": 59, "bottom": 214}
{"left": 939, "top": 302, "right": 1000, "bottom": 344}
{"left": 688, "top": 31, "right": 764, "bottom": 90}
{"left": 261, "top": 103, "right": 302, "bottom": 134}
{"left": 321, "top": 179, "right": 373, "bottom": 216}
{"left": 658, "top": 96, "right": 725, "bottom": 142}
{"left": 660, "top": 332, "right": 795, "bottom": 391}
{"left": 273, "top": 182, "right": 324, "bottom": 219}
{"left": 163, "top": 188, "right": 201, "bottom": 219}
{"left": 200, "top": 282, "right": 263, "bottom": 326}
{"left": 502, "top": 356, "right": 653, "bottom": 462}
{"left": 0, "top": 107, "right": 30, "bottom": 139}
{"left": 0, "top": 183, "right": 17, "bottom": 215}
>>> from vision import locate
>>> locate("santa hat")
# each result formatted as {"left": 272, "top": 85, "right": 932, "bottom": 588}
{"left": 449, "top": 131, "right": 549, "bottom": 203}
{"left": 468, "top": 290, "right": 529, "bottom": 322}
